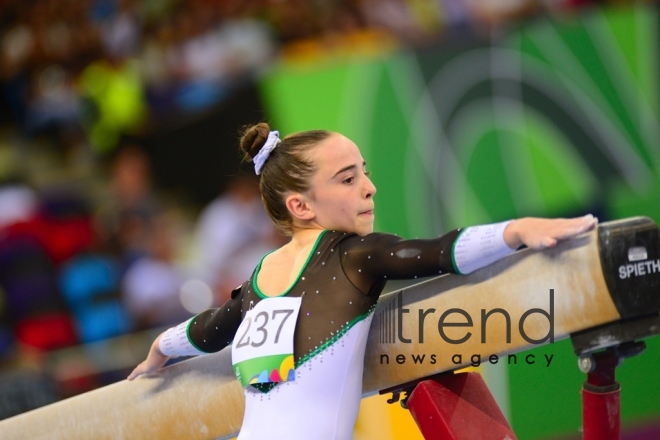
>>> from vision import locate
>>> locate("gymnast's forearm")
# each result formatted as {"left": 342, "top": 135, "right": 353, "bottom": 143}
{"left": 128, "top": 290, "right": 245, "bottom": 380}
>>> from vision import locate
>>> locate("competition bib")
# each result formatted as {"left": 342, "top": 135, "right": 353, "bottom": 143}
{"left": 231, "top": 297, "right": 302, "bottom": 388}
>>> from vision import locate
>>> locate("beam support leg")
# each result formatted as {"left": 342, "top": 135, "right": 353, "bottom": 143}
{"left": 578, "top": 341, "right": 645, "bottom": 440}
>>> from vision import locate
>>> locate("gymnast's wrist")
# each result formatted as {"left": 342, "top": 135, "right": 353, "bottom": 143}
{"left": 152, "top": 335, "right": 168, "bottom": 358}
{"left": 503, "top": 219, "right": 523, "bottom": 250}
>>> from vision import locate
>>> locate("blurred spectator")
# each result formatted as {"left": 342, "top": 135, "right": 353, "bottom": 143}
{"left": 121, "top": 215, "right": 190, "bottom": 330}
{"left": 169, "top": 5, "right": 231, "bottom": 111}
{"left": 99, "top": 0, "right": 141, "bottom": 59}
{"left": 361, "top": 0, "right": 443, "bottom": 44}
{"left": 0, "top": 177, "right": 38, "bottom": 231}
{"left": 78, "top": 56, "right": 147, "bottom": 154}
{"left": 166, "top": 5, "right": 275, "bottom": 112}
{"left": 24, "top": 64, "right": 82, "bottom": 142}
{"left": 216, "top": 226, "right": 288, "bottom": 303}
{"left": 0, "top": 187, "right": 89, "bottom": 352}
{"left": 96, "top": 144, "right": 162, "bottom": 267}
{"left": 139, "top": 21, "right": 179, "bottom": 117}
{"left": 190, "top": 174, "right": 276, "bottom": 305}
{"left": 59, "top": 251, "right": 131, "bottom": 344}
{"left": 29, "top": 186, "right": 96, "bottom": 266}
{"left": 54, "top": 184, "right": 133, "bottom": 344}
{"left": 1, "top": 6, "right": 33, "bottom": 127}
{"left": 1, "top": 12, "right": 34, "bottom": 81}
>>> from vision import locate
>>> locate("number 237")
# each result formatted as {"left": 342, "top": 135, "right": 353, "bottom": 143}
{"left": 235, "top": 309, "right": 294, "bottom": 348}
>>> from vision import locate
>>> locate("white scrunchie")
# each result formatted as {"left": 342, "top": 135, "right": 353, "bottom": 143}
{"left": 253, "top": 130, "right": 280, "bottom": 175}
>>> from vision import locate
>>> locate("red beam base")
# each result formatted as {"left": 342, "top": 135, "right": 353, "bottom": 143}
{"left": 582, "top": 385, "right": 620, "bottom": 440}
{"left": 579, "top": 346, "right": 628, "bottom": 440}
{"left": 406, "top": 372, "right": 517, "bottom": 440}
{"left": 575, "top": 339, "right": 646, "bottom": 440}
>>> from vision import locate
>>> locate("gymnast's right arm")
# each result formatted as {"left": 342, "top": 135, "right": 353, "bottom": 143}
{"left": 128, "top": 285, "right": 246, "bottom": 380}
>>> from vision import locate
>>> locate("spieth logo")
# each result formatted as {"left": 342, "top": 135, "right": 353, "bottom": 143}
{"left": 619, "top": 246, "right": 660, "bottom": 279}
{"left": 618, "top": 259, "right": 660, "bottom": 279}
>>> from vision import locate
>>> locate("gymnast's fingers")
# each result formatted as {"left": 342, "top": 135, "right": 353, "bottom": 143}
{"left": 558, "top": 215, "right": 598, "bottom": 240}
{"left": 127, "top": 360, "right": 162, "bottom": 381}
{"left": 127, "top": 363, "right": 148, "bottom": 381}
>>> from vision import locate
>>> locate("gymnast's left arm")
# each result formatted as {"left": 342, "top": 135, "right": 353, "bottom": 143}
{"left": 452, "top": 214, "right": 598, "bottom": 275}
{"left": 341, "top": 214, "right": 597, "bottom": 289}
{"left": 127, "top": 284, "right": 246, "bottom": 380}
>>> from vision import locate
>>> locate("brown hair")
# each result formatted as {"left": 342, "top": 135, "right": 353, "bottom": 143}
{"left": 240, "top": 122, "right": 332, "bottom": 235}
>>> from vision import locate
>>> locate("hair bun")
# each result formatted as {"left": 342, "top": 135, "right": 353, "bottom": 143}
{"left": 240, "top": 122, "right": 272, "bottom": 161}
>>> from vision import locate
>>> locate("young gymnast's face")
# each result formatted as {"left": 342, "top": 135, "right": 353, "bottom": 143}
{"left": 305, "top": 134, "right": 377, "bottom": 235}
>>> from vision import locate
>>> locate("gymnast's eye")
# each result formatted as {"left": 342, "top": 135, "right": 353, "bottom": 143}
{"left": 343, "top": 176, "right": 355, "bottom": 184}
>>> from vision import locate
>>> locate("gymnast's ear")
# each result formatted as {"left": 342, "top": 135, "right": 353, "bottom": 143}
{"left": 285, "top": 192, "right": 315, "bottom": 222}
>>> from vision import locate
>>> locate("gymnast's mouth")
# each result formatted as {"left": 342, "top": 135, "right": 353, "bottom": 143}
{"left": 359, "top": 209, "right": 374, "bottom": 216}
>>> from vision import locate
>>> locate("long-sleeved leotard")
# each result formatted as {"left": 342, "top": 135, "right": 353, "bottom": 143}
{"left": 158, "top": 222, "right": 514, "bottom": 439}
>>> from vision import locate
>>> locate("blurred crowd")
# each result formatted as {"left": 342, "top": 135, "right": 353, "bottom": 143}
{"left": 0, "top": 0, "right": 277, "bottom": 155}
{"left": 0, "top": 0, "right": 635, "bottom": 420}
{"left": 0, "top": 0, "right": 615, "bottom": 151}
{"left": 0, "top": 140, "right": 283, "bottom": 417}
{"left": 0, "top": 141, "right": 276, "bottom": 338}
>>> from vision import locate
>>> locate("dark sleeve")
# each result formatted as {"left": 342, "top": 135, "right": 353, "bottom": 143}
{"left": 339, "top": 230, "right": 461, "bottom": 295}
{"left": 187, "top": 284, "right": 246, "bottom": 353}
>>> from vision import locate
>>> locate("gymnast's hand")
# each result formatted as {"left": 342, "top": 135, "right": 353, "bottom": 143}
{"left": 127, "top": 334, "right": 170, "bottom": 381}
{"left": 503, "top": 214, "right": 598, "bottom": 251}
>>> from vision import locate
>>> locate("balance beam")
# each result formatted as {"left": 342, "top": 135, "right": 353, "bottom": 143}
{"left": 1, "top": 217, "right": 658, "bottom": 439}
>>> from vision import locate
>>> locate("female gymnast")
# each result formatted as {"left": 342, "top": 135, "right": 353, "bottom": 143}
{"left": 128, "top": 122, "right": 597, "bottom": 439}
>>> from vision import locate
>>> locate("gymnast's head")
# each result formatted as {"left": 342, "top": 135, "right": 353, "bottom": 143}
{"left": 240, "top": 122, "right": 377, "bottom": 237}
